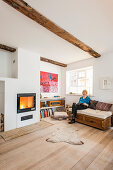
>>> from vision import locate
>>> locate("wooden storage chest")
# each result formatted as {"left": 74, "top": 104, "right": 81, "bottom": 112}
{"left": 67, "top": 110, "right": 111, "bottom": 130}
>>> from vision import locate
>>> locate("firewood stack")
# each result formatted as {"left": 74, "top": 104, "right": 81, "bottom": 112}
{"left": 0, "top": 113, "right": 4, "bottom": 132}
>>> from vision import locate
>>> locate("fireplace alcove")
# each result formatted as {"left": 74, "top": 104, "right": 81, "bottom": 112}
{"left": 17, "top": 93, "right": 36, "bottom": 113}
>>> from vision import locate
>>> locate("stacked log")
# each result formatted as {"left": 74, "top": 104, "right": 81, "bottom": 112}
{"left": 0, "top": 113, "right": 4, "bottom": 132}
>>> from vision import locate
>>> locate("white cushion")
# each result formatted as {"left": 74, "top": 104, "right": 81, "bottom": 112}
{"left": 54, "top": 112, "right": 68, "bottom": 118}
{"left": 51, "top": 112, "right": 68, "bottom": 120}
{"left": 69, "top": 108, "right": 112, "bottom": 119}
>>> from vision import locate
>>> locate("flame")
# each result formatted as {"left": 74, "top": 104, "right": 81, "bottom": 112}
{"left": 20, "top": 105, "right": 24, "bottom": 109}
{"left": 20, "top": 96, "right": 34, "bottom": 109}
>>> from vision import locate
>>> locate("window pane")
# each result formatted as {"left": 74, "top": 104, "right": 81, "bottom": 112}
{"left": 66, "top": 66, "right": 93, "bottom": 95}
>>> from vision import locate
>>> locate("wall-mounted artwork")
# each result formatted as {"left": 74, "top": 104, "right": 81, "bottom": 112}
{"left": 40, "top": 71, "right": 58, "bottom": 93}
{"left": 100, "top": 77, "right": 112, "bottom": 89}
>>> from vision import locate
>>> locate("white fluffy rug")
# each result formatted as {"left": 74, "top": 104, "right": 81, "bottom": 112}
{"left": 46, "top": 125, "right": 84, "bottom": 145}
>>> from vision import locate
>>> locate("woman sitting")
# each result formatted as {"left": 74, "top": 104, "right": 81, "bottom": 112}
{"left": 69, "top": 90, "right": 91, "bottom": 124}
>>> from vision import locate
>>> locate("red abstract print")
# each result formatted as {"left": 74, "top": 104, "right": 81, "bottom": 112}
{"left": 40, "top": 71, "right": 58, "bottom": 93}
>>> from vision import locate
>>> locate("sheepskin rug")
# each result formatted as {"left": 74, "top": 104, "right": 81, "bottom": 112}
{"left": 46, "top": 125, "right": 84, "bottom": 145}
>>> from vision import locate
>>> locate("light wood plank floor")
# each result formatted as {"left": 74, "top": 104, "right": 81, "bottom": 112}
{"left": 0, "top": 119, "right": 113, "bottom": 170}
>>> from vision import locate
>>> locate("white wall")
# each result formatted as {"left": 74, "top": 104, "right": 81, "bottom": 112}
{"left": 4, "top": 50, "right": 67, "bottom": 131}
{"left": 11, "top": 50, "right": 18, "bottom": 78}
{"left": 40, "top": 61, "right": 66, "bottom": 98}
{"left": 66, "top": 52, "right": 113, "bottom": 105}
{"left": 0, "top": 50, "right": 18, "bottom": 79}
{"left": 4, "top": 48, "right": 40, "bottom": 131}
{"left": 0, "top": 81, "right": 5, "bottom": 114}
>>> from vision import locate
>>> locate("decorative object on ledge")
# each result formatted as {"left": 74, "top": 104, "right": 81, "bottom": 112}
{"left": 0, "top": 44, "right": 16, "bottom": 52}
{"left": 40, "top": 57, "right": 67, "bottom": 67}
{"left": 2, "top": 0, "right": 101, "bottom": 58}
{"left": 47, "top": 100, "right": 62, "bottom": 107}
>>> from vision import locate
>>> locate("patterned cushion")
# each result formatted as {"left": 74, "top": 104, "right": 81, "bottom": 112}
{"left": 89, "top": 100, "right": 98, "bottom": 110}
{"left": 96, "top": 102, "right": 112, "bottom": 111}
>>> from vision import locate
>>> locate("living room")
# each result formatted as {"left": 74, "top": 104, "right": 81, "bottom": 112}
{"left": 0, "top": 0, "right": 113, "bottom": 170}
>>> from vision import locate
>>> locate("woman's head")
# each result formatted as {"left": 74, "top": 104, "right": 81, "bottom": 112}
{"left": 82, "top": 90, "right": 88, "bottom": 97}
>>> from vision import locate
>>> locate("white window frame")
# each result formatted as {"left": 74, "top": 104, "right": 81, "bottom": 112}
{"left": 66, "top": 66, "right": 93, "bottom": 95}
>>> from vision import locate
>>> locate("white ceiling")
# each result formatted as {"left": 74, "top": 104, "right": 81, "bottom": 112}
{"left": 0, "top": 0, "right": 113, "bottom": 64}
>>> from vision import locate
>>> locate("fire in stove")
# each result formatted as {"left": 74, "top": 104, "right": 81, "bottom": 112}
{"left": 17, "top": 93, "right": 36, "bottom": 113}
{"left": 20, "top": 96, "right": 34, "bottom": 109}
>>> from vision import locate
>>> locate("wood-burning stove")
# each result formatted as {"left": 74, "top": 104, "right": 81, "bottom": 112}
{"left": 17, "top": 93, "right": 36, "bottom": 113}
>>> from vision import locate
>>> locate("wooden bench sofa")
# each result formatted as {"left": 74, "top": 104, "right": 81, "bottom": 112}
{"left": 66, "top": 106, "right": 112, "bottom": 130}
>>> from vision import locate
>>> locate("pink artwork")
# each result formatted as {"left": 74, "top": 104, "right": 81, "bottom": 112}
{"left": 40, "top": 71, "right": 58, "bottom": 93}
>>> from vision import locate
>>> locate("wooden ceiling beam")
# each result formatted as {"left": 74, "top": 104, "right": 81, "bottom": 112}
{"left": 2, "top": 0, "right": 101, "bottom": 58}
{"left": 0, "top": 44, "right": 16, "bottom": 52}
{"left": 40, "top": 57, "right": 67, "bottom": 67}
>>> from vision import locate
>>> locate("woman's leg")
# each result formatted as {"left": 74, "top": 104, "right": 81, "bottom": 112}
{"left": 72, "top": 103, "right": 77, "bottom": 119}
{"left": 68, "top": 103, "right": 78, "bottom": 124}
{"left": 69, "top": 103, "right": 87, "bottom": 124}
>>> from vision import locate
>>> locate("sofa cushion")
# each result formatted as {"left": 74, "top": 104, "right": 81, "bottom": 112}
{"left": 77, "top": 108, "right": 112, "bottom": 119}
{"left": 89, "top": 100, "right": 98, "bottom": 110}
{"left": 96, "top": 102, "right": 112, "bottom": 111}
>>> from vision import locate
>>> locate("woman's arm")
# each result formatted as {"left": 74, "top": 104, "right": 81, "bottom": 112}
{"left": 83, "top": 97, "right": 90, "bottom": 106}
{"left": 83, "top": 103, "right": 88, "bottom": 106}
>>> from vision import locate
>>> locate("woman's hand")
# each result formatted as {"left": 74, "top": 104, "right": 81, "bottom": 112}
{"left": 83, "top": 103, "right": 88, "bottom": 107}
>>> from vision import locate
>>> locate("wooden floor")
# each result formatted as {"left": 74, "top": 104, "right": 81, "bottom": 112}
{"left": 0, "top": 119, "right": 113, "bottom": 170}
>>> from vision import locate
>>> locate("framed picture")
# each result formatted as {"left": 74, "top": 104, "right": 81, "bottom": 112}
{"left": 40, "top": 71, "right": 58, "bottom": 93}
{"left": 100, "top": 77, "right": 112, "bottom": 89}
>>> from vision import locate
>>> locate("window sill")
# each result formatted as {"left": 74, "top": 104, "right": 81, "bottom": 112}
{"left": 66, "top": 93, "right": 81, "bottom": 96}
{"left": 66, "top": 93, "right": 94, "bottom": 97}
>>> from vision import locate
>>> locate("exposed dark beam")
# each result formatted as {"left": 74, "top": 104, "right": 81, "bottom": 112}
{"left": 0, "top": 44, "right": 16, "bottom": 52}
{"left": 40, "top": 57, "right": 67, "bottom": 67}
{"left": 2, "top": 0, "right": 101, "bottom": 58}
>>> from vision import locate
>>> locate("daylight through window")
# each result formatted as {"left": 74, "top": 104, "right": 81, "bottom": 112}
{"left": 66, "top": 66, "right": 93, "bottom": 95}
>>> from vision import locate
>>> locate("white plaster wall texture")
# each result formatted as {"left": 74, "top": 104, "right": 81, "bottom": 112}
{"left": 66, "top": 52, "right": 113, "bottom": 105}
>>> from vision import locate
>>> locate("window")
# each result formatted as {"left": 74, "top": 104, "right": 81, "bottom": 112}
{"left": 66, "top": 66, "right": 93, "bottom": 95}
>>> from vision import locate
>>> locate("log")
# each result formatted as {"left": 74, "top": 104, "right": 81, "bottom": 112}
{"left": 0, "top": 123, "right": 4, "bottom": 132}
{"left": 2, "top": 0, "right": 101, "bottom": 58}
{"left": 40, "top": 57, "right": 67, "bottom": 67}
{"left": 0, "top": 44, "right": 16, "bottom": 52}
{"left": 0, "top": 113, "right": 4, "bottom": 132}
